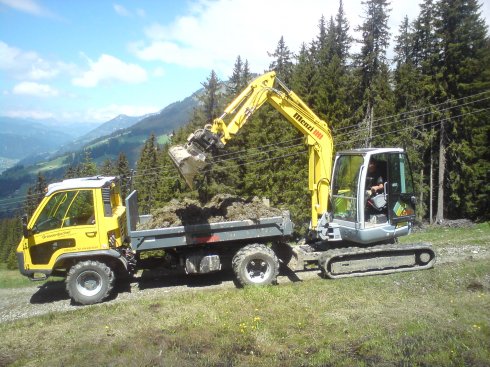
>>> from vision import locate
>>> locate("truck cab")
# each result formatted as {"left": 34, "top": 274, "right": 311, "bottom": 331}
{"left": 16, "top": 176, "right": 127, "bottom": 280}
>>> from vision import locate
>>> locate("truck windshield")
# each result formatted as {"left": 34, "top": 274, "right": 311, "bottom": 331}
{"left": 33, "top": 190, "right": 95, "bottom": 233}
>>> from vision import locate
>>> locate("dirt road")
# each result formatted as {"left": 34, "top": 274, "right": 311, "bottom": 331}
{"left": 1, "top": 243, "right": 487, "bottom": 324}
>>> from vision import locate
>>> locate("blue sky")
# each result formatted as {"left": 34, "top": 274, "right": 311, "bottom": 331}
{"left": 1, "top": 0, "right": 489, "bottom": 125}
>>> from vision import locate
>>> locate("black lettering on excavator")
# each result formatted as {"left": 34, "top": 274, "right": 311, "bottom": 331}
{"left": 293, "top": 112, "right": 323, "bottom": 140}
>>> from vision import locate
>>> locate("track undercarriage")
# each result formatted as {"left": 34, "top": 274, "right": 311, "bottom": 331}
{"left": 287, "top": 242, "right": 436, "bottom": 278}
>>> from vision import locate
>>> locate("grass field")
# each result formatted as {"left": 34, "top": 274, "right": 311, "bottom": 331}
{"left": 0, "top": 264, "right": 33, "bottom": 289}
{"left": 0, "top": 223, "right": 489, "bottom": 366}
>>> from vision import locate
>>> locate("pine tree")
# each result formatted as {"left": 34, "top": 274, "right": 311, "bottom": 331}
{"left": 99, "top": 159, "right": 115, "bottom": 176}
{"left": 312, "top": 4, "right": 353, "bottom": 137}
{"left": 334, "top": 0, "right": 352, "bottom": 62}
{"left": 24, "top": 172, "right": 47, "bottom": 217}
{"left": 117, "top": 152, "right": 131, "bottom": 201}
{"left": 226, "top": 55, "right": 244, "bottom": 98}
{"left": 291, "top": 43, "right": 317, "bottom": 108}
{"left": 24, "top": 187, "right": 37, "bottom": 218}
{"left": 79, "top": 150, "right": 97, "bottom": 176}
{"left": 393, "top": 15, "right": 430, "bottom": 220}
{"left": 242, "top": 59, "right": 252, "bottom": 85}
{"left": 411, "top": 0, "right": 443, "bottom": 223}
{"left": 268, "top": 36, "right": 294, "bottom": 84}
{"left": 433, "top": 0, "right": 490, "bottom": 221}
{"left": 200, "top": 70, "right": 222, "bottom": 124}
{"left": 135, "top": 134, "right": 160, "bottom": 213}
{"left": 353, "top": 0, "right": 394, "bottom": 148}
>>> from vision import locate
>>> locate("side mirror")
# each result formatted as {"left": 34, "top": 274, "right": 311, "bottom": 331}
{"left": 21, "top": 214, "right": 30, "bottom": 238}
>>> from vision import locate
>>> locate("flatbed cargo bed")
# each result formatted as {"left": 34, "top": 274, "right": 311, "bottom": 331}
{"left": 125, "top": 191, "right": 294, "bottom": 252}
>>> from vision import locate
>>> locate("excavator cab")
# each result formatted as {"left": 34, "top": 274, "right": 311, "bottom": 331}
{"left": 331, "top": 148, "right": 417, "bottom": 244}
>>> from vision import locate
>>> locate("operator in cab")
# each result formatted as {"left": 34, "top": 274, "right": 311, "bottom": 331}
{"left": 366, "top": 158, "right": 385, "bottom": 196}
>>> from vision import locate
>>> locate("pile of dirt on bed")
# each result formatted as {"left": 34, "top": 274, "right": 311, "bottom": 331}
{"left": 137, "top": 194, "right": 283, "bottom": 229}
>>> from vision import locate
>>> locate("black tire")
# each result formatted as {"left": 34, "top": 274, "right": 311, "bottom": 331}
{"left": 66, "top": 260, "right": 114, "bottom": 305}
{"left": 232, "top": 244, "right": 279, "bottom": 287}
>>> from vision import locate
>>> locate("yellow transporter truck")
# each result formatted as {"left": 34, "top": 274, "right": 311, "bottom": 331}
{"left": 16, "top": 176, "right": 295, "bottom": 305}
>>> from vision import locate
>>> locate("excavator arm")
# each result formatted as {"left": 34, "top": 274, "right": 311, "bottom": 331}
{"left": 169, "top": 71, "right": 333, "bottom": 229}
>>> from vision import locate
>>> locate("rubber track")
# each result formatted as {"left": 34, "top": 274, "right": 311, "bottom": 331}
{"left": 319, "top": 242, "right": 436, "bottom": 279}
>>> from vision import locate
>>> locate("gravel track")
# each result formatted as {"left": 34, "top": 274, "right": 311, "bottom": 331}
{"left": 1, "top": 243, "right": 487, "bottom": 324}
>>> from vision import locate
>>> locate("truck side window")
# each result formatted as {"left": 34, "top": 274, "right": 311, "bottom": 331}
{"left": 64, "top": 190, "right": 95, "bottom": 227}
{"left": 33, "top": 191, "right": 76, "bottom": 233}
{"left": 33, "top": 190, "right": 95, "bottom": 233}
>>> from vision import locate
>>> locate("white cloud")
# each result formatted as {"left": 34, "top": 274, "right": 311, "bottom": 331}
{"left": 0, "top": 0, "right": 55, "bottom": 17}
{"left": 4, "top": 109, "right": 54, "bottom": 120}
{"left": 72, "top": 54, "right": 148, "bottom": 88}
{"left": 13, "top": 81, "right": 59, "bottom": 97}
{"left": 113, "top": 3, "right": 131, "bottom": 17}
{"left": 153, "top": 67, "right": 165, "bottom": 77}
{"left": 131, "top": 0, "right": 423, "bottom": 76}
{"left": 0, "top": 41, "right": 70, "bottom": 80}
{"left": 113, "top": 4, "right": 146, "bottom": 18}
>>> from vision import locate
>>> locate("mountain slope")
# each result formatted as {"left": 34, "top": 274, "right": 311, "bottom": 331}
{"left": 57, "top": 114, "right": 151, "bottom": 154}
{"left": 0, "top": 92, "right": 200, "bottom": 215}
{"left": 0, "top": 118, "right": 74, "bottom": 160}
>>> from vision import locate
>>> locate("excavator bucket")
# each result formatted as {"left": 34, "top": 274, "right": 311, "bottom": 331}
{"left": 168, "top": 144, "right": 208, "bottom": 188}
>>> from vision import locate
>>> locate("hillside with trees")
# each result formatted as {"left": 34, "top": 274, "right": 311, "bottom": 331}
{"left": 0, "top": 0, "right": 488, "bottom": 267}
{"left": 135, "top": 0, "right": 489, "bottom": 225}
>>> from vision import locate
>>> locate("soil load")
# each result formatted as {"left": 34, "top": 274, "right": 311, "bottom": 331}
{"left": 137, "top": 194, "right": 283, "bottom": 229}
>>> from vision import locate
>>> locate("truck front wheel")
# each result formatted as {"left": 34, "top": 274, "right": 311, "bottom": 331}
{"left": 66, "top": 260, "right": 114, "bottom": 305}
{"left": 232, "top": 244, "right": 279, "bottom": 287}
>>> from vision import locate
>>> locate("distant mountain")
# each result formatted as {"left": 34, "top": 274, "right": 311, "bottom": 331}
{"left": 83, "top": 114, "right": 150, "bottom": 140}
{"left": 33, "top": 119, "right": 99, "bottom": 138}
{"left": 0, "top": 91, "right": 200, "bottom": 216}
{"left": 0, "top": 117, "right": 75, "bottom": 162}
{"left": 79, "top": 93, "right": 200, "bottom": 166}
{"left": 131, "top": 93, "right": 199, "bottom": 135}
{"left": 57, "top": 114, "right": 153, "bottom": 154}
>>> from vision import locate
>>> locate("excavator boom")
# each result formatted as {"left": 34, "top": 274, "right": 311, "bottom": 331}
{"left": 168, "top": 71, "right": 333, "bottom": 229}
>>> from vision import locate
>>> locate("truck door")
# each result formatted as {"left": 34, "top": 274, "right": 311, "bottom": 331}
{"left": 26, "top": 189, "right": 101, "bottom": 270}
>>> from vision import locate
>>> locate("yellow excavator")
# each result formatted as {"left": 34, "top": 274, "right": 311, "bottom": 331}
{"left": 169, "top": 71, "right": 435, "bottom": 277}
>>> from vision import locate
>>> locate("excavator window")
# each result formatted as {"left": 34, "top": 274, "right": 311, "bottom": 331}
{"left": 332, "top": 155, "right": 364, "bottom": 221}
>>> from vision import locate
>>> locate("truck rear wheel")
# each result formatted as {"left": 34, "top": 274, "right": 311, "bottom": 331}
{"left": 232, "top": 244, "right": 279, "bottom": 287}
{"left": 66, "top": 260, "right": 114, "bottom": 305}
